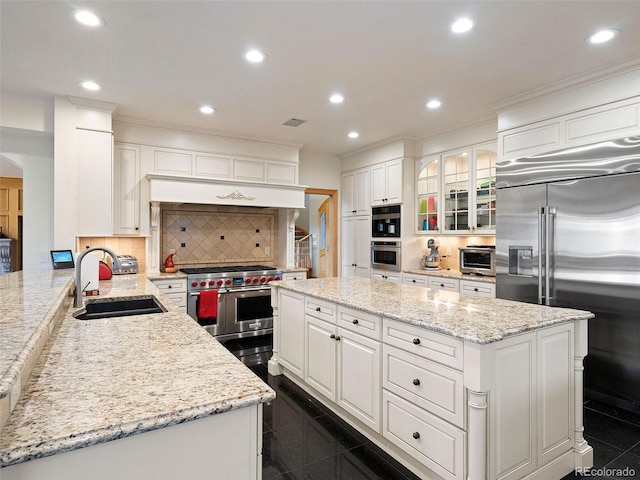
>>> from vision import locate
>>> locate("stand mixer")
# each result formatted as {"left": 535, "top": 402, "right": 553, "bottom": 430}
{"left": 420, "top": 238, "right": 441, "bottom": 270}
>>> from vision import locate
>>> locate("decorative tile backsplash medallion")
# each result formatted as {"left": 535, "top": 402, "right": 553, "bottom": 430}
{"left": 161, "top": 204, "right": 279, "bottom": 267}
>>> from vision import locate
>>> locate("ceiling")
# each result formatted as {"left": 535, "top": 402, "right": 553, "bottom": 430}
{"left": 2, "top": 1, "right": 640, "bottom": 156}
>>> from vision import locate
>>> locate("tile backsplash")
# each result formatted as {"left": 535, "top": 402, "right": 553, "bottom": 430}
{"left": 77, "top": 236, "right": 147, "bottom": 272}
{"left": 161, "top": 204, "right": 279, "bottom": 267}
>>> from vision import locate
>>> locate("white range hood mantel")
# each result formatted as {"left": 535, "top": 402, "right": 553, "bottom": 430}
{"left": 145, "top": 173, "right": 306, "bottom": 273}
{"left": 147, "top": 173, "right": 308, "bottom": 209}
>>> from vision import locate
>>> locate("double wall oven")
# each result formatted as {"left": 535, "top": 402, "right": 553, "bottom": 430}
{"left": 181, "top": 265, "right": 282, "bottom": 365}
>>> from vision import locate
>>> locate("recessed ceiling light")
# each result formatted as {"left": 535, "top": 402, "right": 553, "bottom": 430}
{"left": 71, "top": 9, "right": 105, "bottom": 27}
{"left": 199, "top": 105, "right": 215, "bottom": 115}
{"left": 451, "top": 18, "right": 474, "bottom": 34}
{"left": 348, "top": 131, "right": 359, "bottom": 139}
{"left": 245, "top": 49, "right": 267, "bottom": 63}
{"left": 329, "top": 94, "right": 344, "bottom": 104}
{"left": 426, "top": 99, "right": 442, "bottom": 109}
{"left": 587, "top": 29, "right": 620, "bottom": 44}
{"left": 79, "top": 81, "right": 101, "bottom": 91}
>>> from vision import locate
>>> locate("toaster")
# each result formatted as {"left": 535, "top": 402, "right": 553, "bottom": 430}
{"left": 112, "top": 255, "right": 139, "bottom": 275}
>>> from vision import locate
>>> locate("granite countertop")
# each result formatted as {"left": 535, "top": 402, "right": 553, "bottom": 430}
{"left": 0, "top": 270, "right": 75, "bottom": 410}
{"left": 272, "top": 276, "right": 593, "bottom": 344}
{"left": 403, "top": 268, "right": 496, "bottom": 284}
{"left": 0, "top": 273, "right": 275, "bottom": 468}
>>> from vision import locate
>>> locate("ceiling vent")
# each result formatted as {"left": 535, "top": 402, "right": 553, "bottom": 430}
{"left": 283, "top": 118, "right": 307, "bottom": 127}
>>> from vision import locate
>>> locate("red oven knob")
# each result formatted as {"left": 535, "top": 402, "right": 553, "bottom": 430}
{"left": 260, "top": 276, "right": 266, "bottom": 283}
{"left": 191, "top": 281, "right": 198, "bottom": 287}
{"left": 268, "top": 277, "right": 273, "bottom": 282}
{"left": 208, "top": 280, "right": 215, "bottom": 286}
{"left": 252, "top": 277, "right": 259, "bottom": 284}
{"left": 217, "top": 279, "right": 223, "bottom": 286}
{"left": 245, "top": 278, "right": 251, "bottom": 284}
{"left": 200, "top": 281, "right": 206, "bottom": 287}
{"left": 225, "top": 279, "right": 232, "bottom": 285}
{"left": 274, "top": 276, "right": 281, "bottom": 281}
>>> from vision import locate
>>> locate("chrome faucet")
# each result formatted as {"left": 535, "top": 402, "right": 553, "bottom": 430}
{"left": 74, "top": 247, "right": 122, "bottom": 308}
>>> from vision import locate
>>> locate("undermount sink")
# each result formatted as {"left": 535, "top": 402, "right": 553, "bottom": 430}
{"left": 74, "top": 295, "right": 167, "bottom": 320}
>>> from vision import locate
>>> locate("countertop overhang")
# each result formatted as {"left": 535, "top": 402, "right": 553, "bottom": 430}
{"left": 271, "top": 276, "right": 593, "bottom": 344}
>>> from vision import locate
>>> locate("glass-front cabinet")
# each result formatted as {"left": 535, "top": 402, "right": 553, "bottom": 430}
{"left": 416, "top": 155, "right": 439, "bottom": 233}
{"left": 415, "top": 141, "right": 497, "bottom": 234}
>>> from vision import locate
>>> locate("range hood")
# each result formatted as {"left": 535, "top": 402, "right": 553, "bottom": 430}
{"left": 147, "top": 173, "right": 307, "bottom": 209}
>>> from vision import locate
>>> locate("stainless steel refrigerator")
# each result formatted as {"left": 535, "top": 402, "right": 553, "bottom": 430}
{"left": 495, "top": 136, "right": 640, "bottom": 411}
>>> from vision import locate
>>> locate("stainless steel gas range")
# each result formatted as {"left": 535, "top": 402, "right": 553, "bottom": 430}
{"left": 182, "top": 265, "right": 282, "bottom": 342}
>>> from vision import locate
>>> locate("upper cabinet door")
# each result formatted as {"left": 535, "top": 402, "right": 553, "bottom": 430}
{"left": 443, "top": 148, "right": 471, "bottom": 233}
{"left": 371, "top": 159, "right": 403, "bottom": 206}
{"left": 473, "top": 142, "right": 497, "bottom": 233}
{"left": 416, "top": 155, "right": 440, "bottom": 233}
{"left": 341, "top": 168, "right": 370, "bottom": 217}
{"left": 113, "top": 143, "right": 141, "bottom": 235}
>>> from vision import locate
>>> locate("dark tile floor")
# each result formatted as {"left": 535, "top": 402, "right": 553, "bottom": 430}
{"left": 248, "top": 364, "right": 640, "bottom": 480}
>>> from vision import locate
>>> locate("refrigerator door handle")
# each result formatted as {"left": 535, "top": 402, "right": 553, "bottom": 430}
{"left": 538, "top": 206, "right": 545, "bottom": 305}
{"left": 546, "top": 206, "right": 556, "bottom": 306}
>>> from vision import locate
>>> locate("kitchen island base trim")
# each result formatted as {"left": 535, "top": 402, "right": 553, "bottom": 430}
{"left": 0, "top": 404, "right": 262, "bottom": 480}
{"left": 270, "top": 281, "right": 593, "bottom": 480}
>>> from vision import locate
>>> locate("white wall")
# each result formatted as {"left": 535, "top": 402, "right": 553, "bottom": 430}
{"left": 0, "top": 127, "right": 54, "bottom": 269}
{"left": 0, "top": 91, "right": 54, "bottom": 133}
{"left": 299, "top": 150, "right": 341, "bottom": 190}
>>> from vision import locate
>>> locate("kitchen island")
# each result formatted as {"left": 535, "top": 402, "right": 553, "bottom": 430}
{"left": 0, "top": 271, "right": 274, "bottom": 479}
{"left": 269, "top": 276, "right": 594, "bottom": 480}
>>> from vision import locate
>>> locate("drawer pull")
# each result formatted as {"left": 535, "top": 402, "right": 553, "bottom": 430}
{"left": 352, "top": 319, "right": 359, "bottom": 325}
{"left": 474, "top": 287, "right": 479, "bottom": 292}
{"left": 330, "top": 334, "right": 336, "bottom": 339}
{"left": 412, "top": 432, "right": 420, "bottom": 440}
{"left": 412, "top": 279, "right": 416, "bottom": 283}
{"left": 440, "top": 283, "right": 445, "bottom": 287}
{"left": 316, "top": 307, "right": 321, "bottom": 312}
{"left": 335, "top": 335, "right": 341, "bottom": 341}
{"left": 167, "top": 285, "right": 172, "bottom": 289}
{"left": 412, "top": 378, "right": 420, "bottom": 386}
{"left": 412, "top": 338, "right": 421, "bottom": 345}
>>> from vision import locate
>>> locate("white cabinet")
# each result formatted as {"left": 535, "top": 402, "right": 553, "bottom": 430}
{"left": 114, "top": 143, "right": 141, "bottom": 235}
{"left": 341, "top": 168, "right": 370, "bottom": 217}
{"left": 415, "top": 141, "right": 497, "bottom": 234}
{"left": 76, "top": 129, "right": 113, "bottom": 236}
{"left": 402, "top": 273, "right": 429, "bottom": 288}
{"left": 371, "top": 159, "right": 402, "bottom": 206}
{"left": 371, "top": 270, "right": 401, "bottom": 283}
{"left": 151, "top": 278, "right": 187, "bottom": 309}
{"left": 277, "top": 290, "right": 305, "bottom": 378}
{"left": 427, "top": 276, "right": 460, "bottom": 292}
{"left": 402, "top": 273, "right": 496, "bottom": 298}
{"left": 382, "top": 319, "right": 466, "bottom": 480}
{"left": 459, "top": 279, "right": 496, "bottom": 297}
{"left": 341, "top": 216, "right": 371, "bottom": 278}
{"left": 281, "top": 271, "right": 307, "bottom": 281}
{"left": 304, "top": 304, "right": 382, "bottom": 432}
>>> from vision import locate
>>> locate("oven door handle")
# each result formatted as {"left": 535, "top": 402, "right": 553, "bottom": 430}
{"left": 189, "top": 290, "right": 227, "bottom": 297}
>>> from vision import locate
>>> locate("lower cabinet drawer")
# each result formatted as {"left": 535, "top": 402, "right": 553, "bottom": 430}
{"left": 459, "top": 280, "right": 495, "bottom": 297}
{"left": 164, "top": 292, "right": 187, "bottom": 307}
{"left": 428, "top": 278, "right": 459, "bottom": 292}
{"left": 383, "top": 345, "right": 464, "bottom": 428}
{"left": 383, "top": 390, "right": 465, "bottom": 480}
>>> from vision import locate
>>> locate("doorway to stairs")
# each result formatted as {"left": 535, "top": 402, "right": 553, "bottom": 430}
{"left": 296, "top": 188, "right": 338, "bottom": 278}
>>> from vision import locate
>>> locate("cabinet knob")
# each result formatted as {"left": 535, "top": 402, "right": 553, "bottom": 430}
{"left": 440, "top": 283, "right": 445, "bottom": 287}
{"left": 167, "top": 285, "right": 172, "bottom": 289}
{"left": 335, "top": 335, "right": 341, "bottom": 341}
{"left": 412, "top": 279, "right": 416, "bottom": 283}
{"left": 412, "top": 432, "right": 420, "bottom": 440}
{"left": 352, "top": 319, "right": 359, "bottom": 325}
{"left": 316, "top": 307, "right": 321, "bottom": 312}
{"left": 412, "top": 338, "right": 421, "bottom": 345}
{"left": 412, "top": 378, "right": 420, "bottom": 386}
{"left": 330, "top": 334, "right": 336, "bottom": 339}
{"left": 135, "top": 227, "right": 139, "bottom": 231}
{"left": 474, "top": 287, "right": 479, "bottom": 291}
